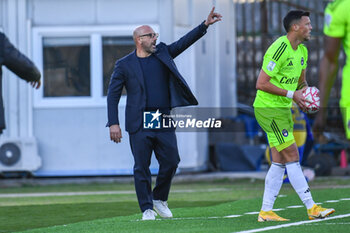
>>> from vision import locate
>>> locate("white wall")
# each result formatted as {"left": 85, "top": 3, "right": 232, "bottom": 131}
{"left": 0, "top": 0, "right": 236, "bottom": 175}
{"left": 29, "top": 0, "right": 174, "bottom": 41}
{"left": 32, "top": 108, "right": 136, "bottom": 175}
{"left": 1, "top": 0, "right": 33, "bottom": 139}
{"left": 0, "top": 0, "right": 4, "bottom": 29}
{"left": 173, "top": 0, "right": 236, "bottom": 171}
{"left": 30, "top": 0, "right": 158, "bottom": 25}
{"left": 29, "top": 0, "right": 174, "bottom": 176}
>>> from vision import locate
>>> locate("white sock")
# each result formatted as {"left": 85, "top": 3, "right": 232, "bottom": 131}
{"left": 286, "top": 161, "right": 315, "bottom": 209}
{"left": 261, "top": 162, "right": 285, "bottom": 211}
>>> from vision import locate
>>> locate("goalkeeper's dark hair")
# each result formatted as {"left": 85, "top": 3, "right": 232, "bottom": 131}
{"left": 283, "top": 10, "right": 310, "bottom": 33}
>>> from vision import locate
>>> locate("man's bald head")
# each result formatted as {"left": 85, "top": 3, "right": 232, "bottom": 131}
{"left": 133, "top": 25, "right": 157, "bottom": 57}
{"left": 133, "top": 25, "right": 154, "bottom": 42}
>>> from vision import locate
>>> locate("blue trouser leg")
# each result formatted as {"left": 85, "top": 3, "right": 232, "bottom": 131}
{"left": 129, "top": 130, "right": 180, "bottom": 212}
{"left": 129, "top": 131, "right": 154, "bottom": 212}
{"left": 152, "top": 130, "right": 180, "bottom": 201}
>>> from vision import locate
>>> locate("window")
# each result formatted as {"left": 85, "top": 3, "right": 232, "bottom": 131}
{"left": 43, "top": 37, "right": 91, "bottom": 97}
{"left": 32, "top": 25, "right": 159, "bottom": 108}
{"left": 102, "top": 36, "right": 135, "bottom": 96}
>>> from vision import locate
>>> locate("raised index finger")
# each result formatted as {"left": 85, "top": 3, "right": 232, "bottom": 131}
{"left": 210, "top": 6, "right": 215, "bottom": 15}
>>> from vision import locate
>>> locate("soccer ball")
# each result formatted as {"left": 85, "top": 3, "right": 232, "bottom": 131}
{"left": 302, "top": 86, "right": 320, "bottom": 114}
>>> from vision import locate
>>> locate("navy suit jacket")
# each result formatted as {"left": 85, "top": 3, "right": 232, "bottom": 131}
{"left": 107, "top": 22, "right": 208, "bottom": 134}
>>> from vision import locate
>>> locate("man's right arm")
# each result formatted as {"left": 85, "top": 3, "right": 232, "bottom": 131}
{"left": 256, "top": 69, "right": 307, "bottom": 110}
{"left": 107, "top": 60, "right": 125, "bottom": 143}
{"left": 166, "top": 22, "right": 208, "bottom": 59}
{"left": 167, "top": 7, "right": 221, "bottom": 58}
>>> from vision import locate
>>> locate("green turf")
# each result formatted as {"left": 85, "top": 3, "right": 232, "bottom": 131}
{"left": 0, "top": 178, "right": 349, "bottom": 233}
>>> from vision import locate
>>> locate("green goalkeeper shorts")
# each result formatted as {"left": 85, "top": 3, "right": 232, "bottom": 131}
{"left": 340, "top": 68, "right": 350, "bottom": 140}
{"left": 254, "top": 107, "right": 295, "bottom": 152}
{"left": 340, "top": 105, "right": 350, "bottom": 140}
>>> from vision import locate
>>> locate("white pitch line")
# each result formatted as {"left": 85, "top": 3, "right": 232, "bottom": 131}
{"left": 225, "top": 215, "right": 242, "bottom": 218}
{"left": 135, "top": 215, "right": 241, "bottom": 221}
{"left": 0, "top": 191, "right": 135, "bottom": 197}
{"left": 171, "top": 215, "right": 243, "bottom": 220}
{"left": 233, "top": 213, "right": 350, "bottom": 233}
{"left": 173, "top": 188, "right": 230, "bottom": 193}
{"left": 325, "top": 200, "right": 340, "bottom": 203}
{"left": 245, "top": 212, "right": 260, "bottom": 215}
{"left": 244, "top": 209, "right": 284, "bottom": 216}
{"left": 309, "top": 222, "right": 350, "bottom": 225}
{"left": 132, "top": 196, "right": 350, "bottom": 222}
{"left": 286, "top": 205, "right": 303, "bottom": 209}
{"left": 135, "top": 216, "right": 222, "bottom": 221}
{"left": 271, "top": 208, "right": 284, "bottom": 212}
{"left": 0, "top": 188, "right": 229, "bottom": 198}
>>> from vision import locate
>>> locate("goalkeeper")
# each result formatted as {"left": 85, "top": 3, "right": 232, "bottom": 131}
{"left": 253, "top": 10, "right": 334, "bottom": 222}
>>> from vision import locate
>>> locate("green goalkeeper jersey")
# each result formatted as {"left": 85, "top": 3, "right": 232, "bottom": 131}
{"left": 253, "top": 36, "right": 308, "bottom": 108}
{"left": 324, "top": 0, "right": 350, "bottom": 106}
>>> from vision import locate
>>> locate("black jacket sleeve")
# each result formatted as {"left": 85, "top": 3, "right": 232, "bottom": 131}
{"left": 2, "top": 33, "right": 41, "bottom": 82}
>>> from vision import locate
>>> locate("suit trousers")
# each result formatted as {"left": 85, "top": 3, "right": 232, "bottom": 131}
{"left": 129, "top": 129, "right": 180, "bottom": 212}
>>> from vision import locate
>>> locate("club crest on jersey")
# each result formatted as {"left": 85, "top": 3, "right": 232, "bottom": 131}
{"left": 282, "top": 129, "right": 288, "bottom": 137}
{"left": 267, "top": 61, "right": 276, "bottom": 71}
{"left": 325, "top": 13, "right": 332, "bottom": 27}
{"left": 301, "top": 57, "right": 304, "bottom": 66}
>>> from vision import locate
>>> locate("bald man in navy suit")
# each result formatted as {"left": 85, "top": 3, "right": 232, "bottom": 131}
{"left": 107, "top": 7, "right": 222, "bottom": 220}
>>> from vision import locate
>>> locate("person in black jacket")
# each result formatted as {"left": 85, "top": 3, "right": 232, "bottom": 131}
{"left": 0, "top": 32, "right": 41, "bottom": 134}
{"left": 107, "top": 7, "right": 221, "bottom": 220}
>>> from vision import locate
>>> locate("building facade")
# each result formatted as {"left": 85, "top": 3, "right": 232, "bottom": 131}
{"left": 0, "top": 0, "right": 236, "bottom": 176}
